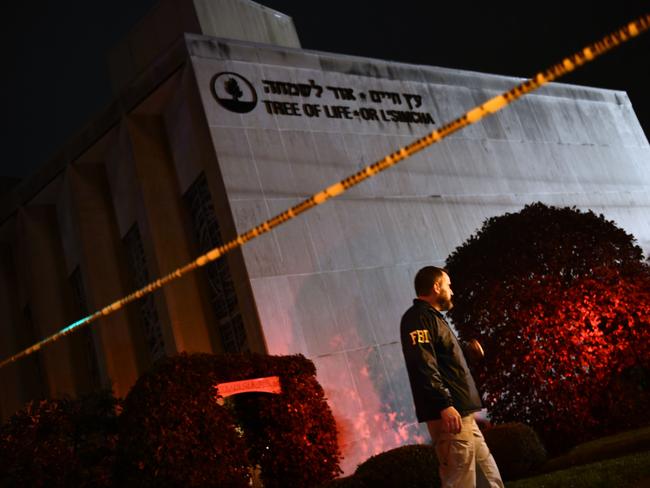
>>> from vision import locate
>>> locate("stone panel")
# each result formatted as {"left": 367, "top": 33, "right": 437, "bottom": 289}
{"left": 126, "top": 114, "right": 217, "bottom": 354}
{"left": 65, "top": 165, "right": 148, "bottom": 396}
{"left": 209, "top": 126, "right": 262, "bottom": 200}
{"left": 303, "top": 203, "right": 354, "bottom": 272}
{"left": 319, "top": 269, "right": 377, "bottom": 350}
{"left": 285, "top": 273, "right": 338, "bottom": 358}
{"left": 249, "top": 275, "right": 307, "bottom": 355}
{"left": 310, "top": 353, "right": 362, "bottom": 475}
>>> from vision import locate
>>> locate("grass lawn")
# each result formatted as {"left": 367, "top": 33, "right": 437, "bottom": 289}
{"left": 542, "top": 425, "right": 650, "bottom": 472}
{"left": 507, "top": 450, "right": 650, "bottom": 488}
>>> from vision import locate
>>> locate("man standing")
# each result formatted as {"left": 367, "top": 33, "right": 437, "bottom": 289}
{"left": 400, "top": 266, "right": 503, "bottom": 488}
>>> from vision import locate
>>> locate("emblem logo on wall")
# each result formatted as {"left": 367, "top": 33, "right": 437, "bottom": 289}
{"left": 210, "top": 72, "right": 258, "bottom": 113}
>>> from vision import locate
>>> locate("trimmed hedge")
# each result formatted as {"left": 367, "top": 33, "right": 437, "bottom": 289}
{"left": 115, "top": 353, "right": 341, "bottom": 488}
{"left": 354, "top": 444, "right": 440, "bottom": 487}
{"left": 320, "top": 423, "right": 545, "bottom": 486}
{"left": 222, "top": 354, "right": 341, "bottom": 488}
{"left": 445, "top": 203, "right": 650, "bottom": 454}
{"left": 2, "top": 354, "right": 341, "bottom": 487}
{"left": 483, "top": 422, "right": 547, "bottom": 481}
{"left": 114, "top": 354, "right": 251, "bottom": 487}
{"left": 0, "top": 390, "right": 119, "bottom": 487}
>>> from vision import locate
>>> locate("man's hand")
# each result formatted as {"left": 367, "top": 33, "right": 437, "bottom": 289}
{"left": 440, "top": 406, "right": 462, "bottom": 434}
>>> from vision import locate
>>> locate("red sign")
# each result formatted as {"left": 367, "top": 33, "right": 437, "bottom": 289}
{"left": 214, "top": 376, "right": 281, "bottom": 399}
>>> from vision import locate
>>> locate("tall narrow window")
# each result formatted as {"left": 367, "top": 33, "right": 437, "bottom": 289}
{"left": 184, "top": 174, "right": 247, "bottom": 352}
{"left": 70, "top": 267, "right": 101, "bottom": 389}
{"left": 22, "top": 305, "right": 47, "bottom": 399}
{"left": 123, "top": 225, "right": 165, "bottom": 361}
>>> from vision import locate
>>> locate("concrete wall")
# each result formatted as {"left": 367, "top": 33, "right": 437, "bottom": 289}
{"left": 109, "top": 0, "right": 300, "bottom": 95}
{"left": 188, "top": 35, "right": 650, "bottom": 473}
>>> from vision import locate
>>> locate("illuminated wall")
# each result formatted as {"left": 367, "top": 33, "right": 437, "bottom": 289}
{"left": 189, "top": 35, "right": 650, "bottom": 472}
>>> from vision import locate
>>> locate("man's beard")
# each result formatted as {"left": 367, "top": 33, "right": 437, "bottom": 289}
{"left": 437, "top": 295, "right": 453, "bottom": 311}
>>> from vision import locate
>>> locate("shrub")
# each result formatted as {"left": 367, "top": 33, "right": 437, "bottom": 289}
{"left": 0, "top": 389, "right": 120, "bottom": 487}
{"left": 354, "top": 444, "right": 440, "bottom": 488}
{"left": 115, "top": 352, "right": 341, "bottom": 488}
{"left": 66, "top": 389, "right": 121, "bottom": 486}
{"left": 445, "top": 203, "right": 650, "bottom": 453}
{"left": 223, "top": 354, "right": 341, "bottom": 488}
{"left": 114, "top": 353, "right": 250, "bottom": 487}
{"left": 0, "top": 398, "right": 77, "bottom": 487}
{"left": 483, "top": 423, "right": 546, "bottom": 481}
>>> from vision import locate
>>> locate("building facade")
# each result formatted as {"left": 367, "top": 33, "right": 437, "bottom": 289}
{"left": 1, "top": 0, "right": 649, "bottom": 474}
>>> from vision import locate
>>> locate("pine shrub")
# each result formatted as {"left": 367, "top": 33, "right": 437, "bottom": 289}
{"left": 354, "top": 444, "right": 440, "bottom": 487}
{"left": 484, "top": 422, "right": 546, "bottom": 480}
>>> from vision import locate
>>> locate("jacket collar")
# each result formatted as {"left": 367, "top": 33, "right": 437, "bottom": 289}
{"left": 413, "top": 298, "right": 444, "bottom": 318}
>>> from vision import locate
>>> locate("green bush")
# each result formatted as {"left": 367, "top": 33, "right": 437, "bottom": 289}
{"left": 445, "top": 203, "right": 650, "bottom": 454}
{"left": 115, "top": 352, "right": 341, "bottom": 488}
{"left": 483, "top": 422, "right": 546, "bottom": 480}
{"left": 0, "top": 390, "right": 120, "bottom": 487}
{"left": 354, "top": 444, "right": 440, "bottom": 488}
{"left": 114, "top": 353, "right": 251, "bottom": 487}
{"left": 223, "top": 354, "right": 341, "bottom": 488}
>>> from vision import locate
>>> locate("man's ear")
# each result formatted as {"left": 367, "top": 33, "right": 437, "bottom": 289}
{"left": 432, "top": 280, "right": 441, "bottom": 294}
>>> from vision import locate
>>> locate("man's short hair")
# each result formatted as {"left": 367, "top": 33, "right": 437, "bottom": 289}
{"left": 414, "top": 266, "right": 447, "bottom": 296}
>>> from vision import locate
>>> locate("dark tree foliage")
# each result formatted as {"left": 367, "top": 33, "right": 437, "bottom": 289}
{"left": 0, "top": 390, "right": 120, "bottom": 487}
{"left": 115, "top": 354, "right": 251, "bottom": 488}
{"left": 487, "top": 268, "right": 650, "bottom": 452}
{"left": 115, "top": 353, "right": 341, "bottom": 488}
{"left": 482, "top": 422, "right": 546, "bottom": 481}
{"left": 353, "top": 444, "right": 440, "bottom": 488}
{"left": 224, "top": 354, "right": 342, "bottom": 488}
{"left": 446, "top": 203, "right": 643, "bottom": 338}
{"left": 445, "top": 203, "right": 650, "bottom": 452}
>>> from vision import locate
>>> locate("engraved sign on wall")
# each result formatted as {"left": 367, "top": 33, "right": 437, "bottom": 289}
{"left": 210, "top": 71, "right": 435, "bottom": 126}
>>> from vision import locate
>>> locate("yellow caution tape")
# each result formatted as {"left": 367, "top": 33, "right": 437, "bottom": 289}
{"left": 1, "top": 14, "right": 648, "bottom": 370}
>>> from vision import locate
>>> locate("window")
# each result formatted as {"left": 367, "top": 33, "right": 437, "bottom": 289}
{"left": 123, "top": 225, "right": 166, "bottom": 361}
{"left": 184, "top": 174, "right": 247, "bottom": 352}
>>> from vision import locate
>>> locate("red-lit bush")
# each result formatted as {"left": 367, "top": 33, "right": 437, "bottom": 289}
{"left": 446, "top": 203, "right": 643, "bottom": 344}
{"left": 445, "top": 203, "right": 650, "bottom": 452}
{"left": 114, "top": 353, "right": 250, "bottom": 487}
{"left": 1, "top": 398, "right": 77, "bottom": 487}
{"left": 490, "top": 269, "right": 650, "bottom": 451}
{"left": 115, "top": 353, "right": 341, "bottom": 488}
{"left": 0, "top": 390, "right": 120, "bottom": 487}
{"left": 222, "top": 354, "right": 342, "bottom": 488}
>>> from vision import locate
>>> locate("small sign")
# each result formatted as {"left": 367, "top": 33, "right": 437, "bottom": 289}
{"left": 211, "top": 72, "right": 258, "bottom": 113}
{"left": 214, "top": 376, "right": 282, "bottom": 400}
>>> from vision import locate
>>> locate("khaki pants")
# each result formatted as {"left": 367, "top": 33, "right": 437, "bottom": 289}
{"left": 427, "top": 415, "right": 504, "bottom": 488}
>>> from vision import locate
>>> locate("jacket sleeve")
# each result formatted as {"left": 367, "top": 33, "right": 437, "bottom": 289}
{"left": 405, "top": 312, "right": 453, "bottom": 412}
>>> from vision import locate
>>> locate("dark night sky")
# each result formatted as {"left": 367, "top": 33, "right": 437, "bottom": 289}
{"left": 1, "top": 1, "right": 648, "bottom": 181}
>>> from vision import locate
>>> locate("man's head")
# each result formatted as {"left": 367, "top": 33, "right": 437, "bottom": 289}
{"left": 414, "top": 266, "right": 453, "bottom": 311}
